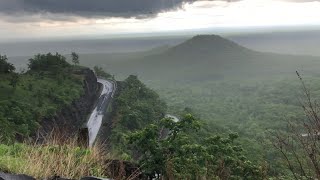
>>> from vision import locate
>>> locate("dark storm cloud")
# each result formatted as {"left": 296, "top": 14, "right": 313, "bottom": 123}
{"left": 0, "top": 0, "right": 200, "bottom": 18}
{"left": 0, "top": 0, "right": 244, "bottom": 20}
{"left": 0, "top": 0, "right": 309, "bottom": 22}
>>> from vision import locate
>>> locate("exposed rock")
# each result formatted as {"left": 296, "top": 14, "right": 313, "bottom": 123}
{"left": 0, "top": 172, "right": 35, "bottom": 180}
{"left": 45, "top": 175, "right": 74, "bottom": 180}
{"left": 80, "top": 177, "right": 111, "bottom": 180}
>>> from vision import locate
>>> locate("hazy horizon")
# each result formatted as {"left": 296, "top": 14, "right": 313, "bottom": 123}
{"left": 3, "top": 28, "right": 320, "bottom": 57}
{"left": 2, "top": 0, "right": 320, "bottom": 41}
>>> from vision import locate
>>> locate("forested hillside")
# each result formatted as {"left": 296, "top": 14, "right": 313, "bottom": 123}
{"left": 77, "top": 35, "right": 320, "bottom": 176}
{"left": 2, "top": 35, "right": 320, "bottom": 179}
{"left": 0, "top": 53, "right": 88, "bottom": 142}
{"left": 107, "top": 75, "right": 167, "bottom": 154}
{"left": 95, "top": 74, "right": 267, "bottom": 179}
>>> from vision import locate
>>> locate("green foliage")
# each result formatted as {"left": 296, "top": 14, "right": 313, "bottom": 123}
{"left": 93, "top": 66, "right": 112, "bottom": 79}
{"left": 71, "top": 52, "right": 80, "bottom": 65}
{"left": 110, "top": 75, "right": 166, "bottom": 153}
{"left": 54, "top": 35, "right": 320, "bottom": 177}
{"left": 75, "top": 37, "right": 320, "bottom": 176}
{"left": 109, "top": 75, "right": 266, "bottom": 178}
{"left": 0, "top": 54, "right": 85, "bottom": 142}
{"left": 0, "top": 100, "right": 38, "bottom": 143}
{"left": 0, "top": 54, "right": 15, "bottom": 73}
{"left": 28, "top": 53, "right": 70, "bottom": 72}
{"left": 9, "top": 73, "right": 19, "bottom": 88}
{"left": 129, "top": 114, "right": 266, "bottom": 179}
{"left": 155, "top": 77, "right": 312, "bottom": 175}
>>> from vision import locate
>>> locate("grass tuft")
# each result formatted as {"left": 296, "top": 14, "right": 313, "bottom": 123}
{"left": 0, "top": 133, "right": 111, "bottom": 179}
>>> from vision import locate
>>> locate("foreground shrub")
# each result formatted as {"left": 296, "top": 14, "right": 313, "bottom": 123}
{"left": 129, "top": 114, "right": 267, "bottom": 179}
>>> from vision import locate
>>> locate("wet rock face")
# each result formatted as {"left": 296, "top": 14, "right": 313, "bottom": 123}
{"left": 0, "top": 172, "right": 36, "bottom": 180}
{"left": 80, "top": 177, "right": 110, "bottom": 180}
{"left": 0, "top": 173, "right": 112, "bottom": 180}
{"left": 46, "top": 175, "right": 74, "bottom": 180}
{"left": 36, "top": 68, "right": 100, "bottom": 139}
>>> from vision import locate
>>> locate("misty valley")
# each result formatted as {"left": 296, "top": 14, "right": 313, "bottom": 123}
{"left": 2, "top": 0, "right": 320, "bottom": 179}
{"left": 1, "top": 33, "right": 320, "bottom": 179}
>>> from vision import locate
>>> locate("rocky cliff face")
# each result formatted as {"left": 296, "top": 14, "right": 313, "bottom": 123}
{"left": 36, "top": 68, "right": 100, "bottom": 139}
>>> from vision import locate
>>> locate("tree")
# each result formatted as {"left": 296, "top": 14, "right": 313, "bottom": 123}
{"left": 0, "top": 54, "right": 15, "bottom": 73}
{"left": 71, "top": 52, "right": 79, "bottom": 65}
{"left": 28, "top": 53, "right": 70, "bottom": 73}
{"left": 93, "top": 66, "right": 112, "bottom": 79}
{"left": 129, "top": 114, "right": 265, "bottom": 179}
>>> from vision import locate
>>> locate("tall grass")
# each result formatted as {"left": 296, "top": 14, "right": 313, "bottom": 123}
{"left": 0, "top": 133, "right": 110, "bottom": 179}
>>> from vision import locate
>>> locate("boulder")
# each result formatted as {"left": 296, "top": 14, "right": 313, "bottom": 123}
{"left": 0, "top": 172, "right": 35, "bottom": 180}
{"left": 45, "top": 175, "right": 74, "bottom": 180}
{"left": 80, "top": 177, "right": 111, "bottom": 180}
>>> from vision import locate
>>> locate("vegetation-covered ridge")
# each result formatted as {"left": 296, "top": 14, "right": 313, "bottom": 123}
{"left": 99, "top": 74, "right": 267, "bottom": 179}
{"left": 0, "top": 52, "right": 88, "bottom": 142}
{"left": 0, "top": 53, "right": 144, "bottom": 180}
{"left": 129, "top": 114, "right": 266, "bottom": 179}
{"left": 108, "top": 75, "right": 167, "bottom": 154}
{"left": 75, "top": 34, "right": 320, "bottom": 176}
{"left": 2, "top": 34, "right": 320, "bottom": 179}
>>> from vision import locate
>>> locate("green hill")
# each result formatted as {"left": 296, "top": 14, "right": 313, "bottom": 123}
{"left": 3, "top": 35, "right": 320, "bottom": 177}
{"left": 77, "top": 35, "right": 320, "bottom": 82}
{"left": 77, "top": 35, "right": 320, "bottom": 170}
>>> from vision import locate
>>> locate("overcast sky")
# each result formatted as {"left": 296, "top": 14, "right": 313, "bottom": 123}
{"left": 1, "top": 0, "right": 320, "bottom": 41}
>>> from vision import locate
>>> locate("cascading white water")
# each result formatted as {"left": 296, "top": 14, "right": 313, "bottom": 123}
{"left": 87, "top": 79, "right": 114, "bottom": 147}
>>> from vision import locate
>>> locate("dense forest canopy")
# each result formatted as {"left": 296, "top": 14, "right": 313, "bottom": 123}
{"left": 129, "top": 114, "right": 266, "bottom": 179}
{"left": 75, "top": 35, "right": 320, "bottom": 177}
{"left": 2, "top": 0, "right": 320, "bottom": 178}
{"left": 2, "top": 35, "right": 320, "bottom": 178}
{"left": 0, "top": 53, "right": 84, "bottom": 142}
{"left": 109, "top": 75, "right": 167, "bottom": 154}
{"left": 28, "top": 53, "right": 70, "bottom": 72}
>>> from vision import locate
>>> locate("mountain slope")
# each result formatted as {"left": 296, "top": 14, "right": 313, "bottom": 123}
{"left": 74, "top": 34, "right": 320, "bottom": 82}
{"left": 139, "top": 35, "right": 255, "bottom": 65}
{"left": 78, "top": 34, "right": 320, "bottom": 169}
{"left": 167, "top": 35, "right": 252, "bottom": 56}
{"left": 104, "top": 35, "right": 319, "bottom": 81}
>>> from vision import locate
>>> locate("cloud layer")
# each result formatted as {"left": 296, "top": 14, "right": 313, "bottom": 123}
{"left": 0, "top": 0, "right": 317, "bottom": 21}
{"left": 1, "top": 0, "right": 320, "bottom": 41}
{"left": 0, "top": 0, "right": 199, "bottom": 18}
